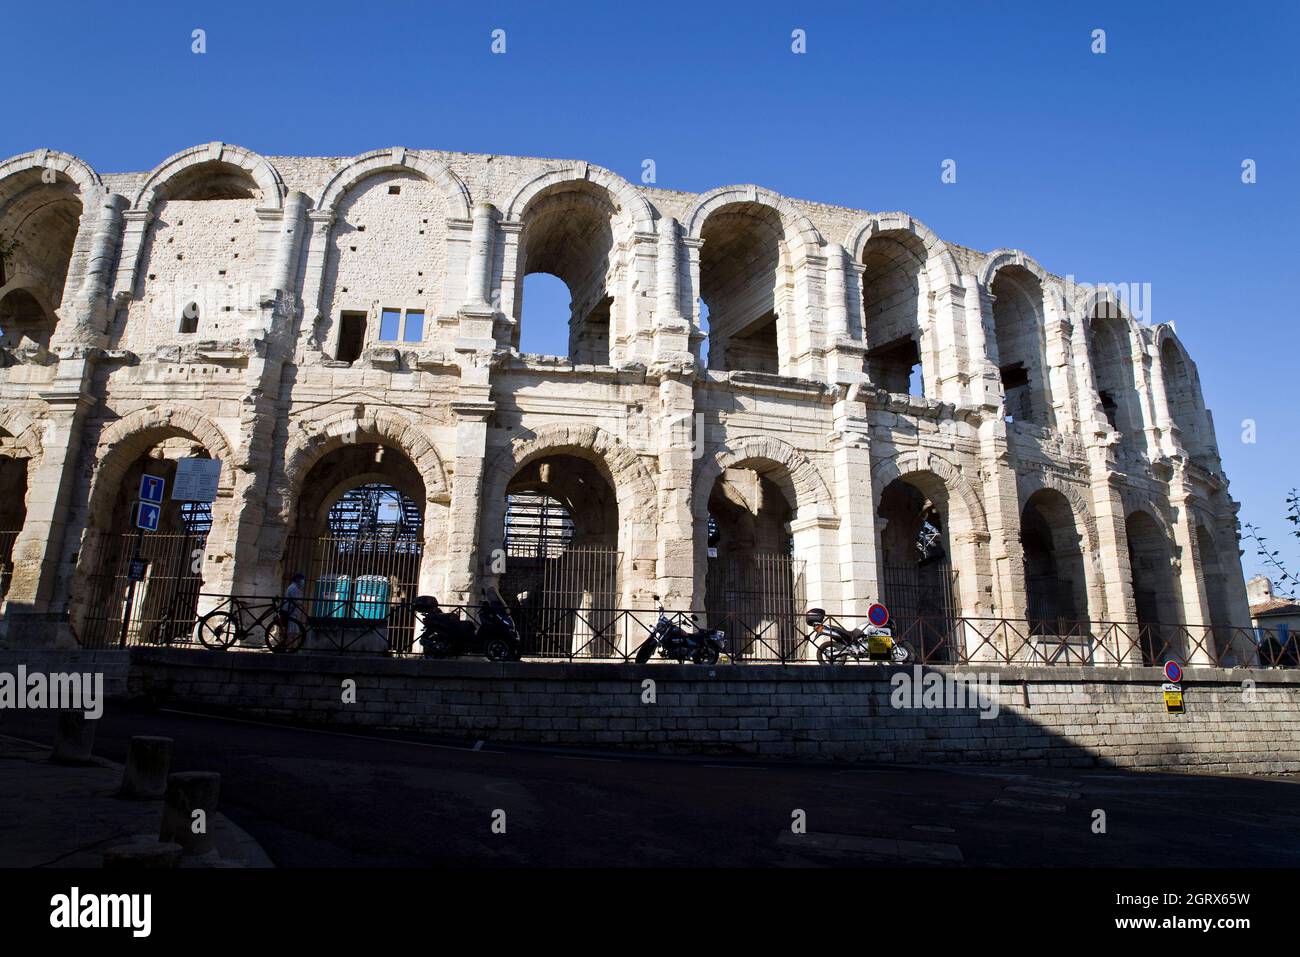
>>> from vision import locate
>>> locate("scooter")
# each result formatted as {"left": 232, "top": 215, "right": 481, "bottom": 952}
{"left": 808, "top": 604, "right": 909, "bottom": 665}
{"left": 414, "top": 589, "right": 523, "bottom": 662}
{"left": 635, "top": 596, "right": 726, "bottom": 665}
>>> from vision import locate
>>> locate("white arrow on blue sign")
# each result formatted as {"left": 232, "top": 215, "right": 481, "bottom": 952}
{"left": 139, "top": 475, "right": 165, "bottom": 504}
{"left": 136, "top": 502, "right": 161, "bottom": 532}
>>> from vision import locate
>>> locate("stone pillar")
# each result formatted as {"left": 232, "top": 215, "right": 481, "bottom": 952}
{"left": 2, "top": 357, "right": 98, "bottom": 647}
{"left": 77, "top": 192, "right": 128, "bottom": 325}
{"left": 655, "top": 377, "right": 698, "bottom": 610}
{"left": 1167, "top": 470, "right": 1213, "bottom": 665}
{"left": 1086, "top": 445, "right": 1142, "bottom": 663}
{"left": 465, "top": 202, "right": 497, "bottom": 312}
{"left": 1147, "top": 344, "right": 1179, "bottom": 458}
{"left": 446, "top": 402, "right": 493, "bottom": 603}
{"left": 824, "top": 244, "right": 867, "bottom": 386}
{"left": 656, "top": 217, "right": 683, "bottom": 326}
{"left": 111, "top": 208, "right": 152, "bottom": 302}
{"left": 269, "top": 190, "right": 308, "bottom": 303}
{"left": 978, "top": 416, "right": 1028, "bottom": 625}
{"left": 299, "top": 210, "right": 335, "bottom": 354}
{"left": 828, "top": 402, "right": 878, "bottom": 618}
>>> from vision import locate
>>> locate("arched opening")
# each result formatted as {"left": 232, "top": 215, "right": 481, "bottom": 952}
{"left": 498, "top": 454, "right": 621, "bottom": 657}
{"left": 320, "top": 169, "right": 448, "bottom": 362}
{"left": 704, "top": 467, "right": 804, "bottom": 660}
{"left": 1087, "top": 306, "right": 1143, "bottom": 449}
{"left": 861, "top": 230, "right": 929, "bottom": 397}
{"left": 121, "top": 162, "right": 262, "bottom": 348}
{"left": 877, "top": 473, "right": 961, "bottom": 661}
{"left": 991, "top": 266, "right": 1054, "bottom": 428}
{"left": 1195, "top": 522, "right": 1234, "bottom": 658}
{"left": 513, "top": 183, "right": 618, "bottom": 364}
{"left": 0, "top": 168, "right": 82, "bottom": 349}
{"left": 0, "top": 453, "right": 28, "bottom": 599}
{"left": 282, "top": 443, "right": 425, "bottom": 650}
{"left": 1021, "top": 488, "right": 1090, "bottom": 632}
{"left": 80, "top": 439, "right": 217, "bottom": 647}
{"left": 697, "top": 202, "right": 788, "bottom": 374}
{"left": 0, "top": 288, "right": 54, "bottom": 350}
{"left": 1125, "top": 509, "right": 1181, "bottom": 664}
{"left": 1160, "top": 339, "right": 1207, "bottom": 458}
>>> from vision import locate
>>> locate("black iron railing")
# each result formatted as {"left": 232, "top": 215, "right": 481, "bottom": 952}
{"left": 77, "top": 591, "right": 1300, "bottom": 669}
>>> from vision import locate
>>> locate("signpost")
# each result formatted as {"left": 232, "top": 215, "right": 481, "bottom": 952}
{"left": 120, "top": 474, "right": 166, "bottom": 647}
{"left": 1163, "top": 660, "right": 1184, "bottom": 714}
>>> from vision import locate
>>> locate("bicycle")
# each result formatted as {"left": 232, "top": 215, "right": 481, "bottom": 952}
{"left": 195, "top": 595, "right": 305, "bottom": 653}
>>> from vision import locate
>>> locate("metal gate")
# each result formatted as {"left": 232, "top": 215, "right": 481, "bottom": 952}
{"left": 880, "top": 560, "right": 960, "bottom": 663}
{"left": 80, "top": 530, "right": 208, "bottom": 648}
{"left": 501, "top": 545, "right": 622, "bottom": 658}
{"left": 282, "top": 534, "right": 423, "bottom": 653}
{"left": 706, "top": 552, "right": 806, "bottom": 661}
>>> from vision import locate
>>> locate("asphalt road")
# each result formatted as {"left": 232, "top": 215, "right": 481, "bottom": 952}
{"left": 5, "top": 704, "right": 1298, "bottom": 867}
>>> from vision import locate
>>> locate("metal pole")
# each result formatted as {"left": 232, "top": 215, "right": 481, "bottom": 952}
{"left": 118, "top": 521, "right": 144, "bottom": 649}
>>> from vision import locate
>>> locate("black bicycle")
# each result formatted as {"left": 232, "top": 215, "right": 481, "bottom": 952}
{"left": 195, "top": 595, "right": 305, "bottom": 652}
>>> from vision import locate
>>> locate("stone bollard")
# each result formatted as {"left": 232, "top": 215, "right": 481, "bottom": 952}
{"left": 159, "top": 771, "right": 220, "bottom": 856}
{"left": 51, "top": 710, "right": 98, "bottom": 765}
{"left": 103, "top": 842, "right": 184, "bottom": 869}
{"left": 118, "top": 736, "right": 174, "bottom": 799}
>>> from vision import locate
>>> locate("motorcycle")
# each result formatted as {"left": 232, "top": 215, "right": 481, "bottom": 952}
{"left": 414, "top": 588, "right": 523, "bottom": 662}
{"left": 635, "top": 596, "right": 726, "bottom": 665}
{"left": 807, "top": 605, "right": 909, "bottom": 665}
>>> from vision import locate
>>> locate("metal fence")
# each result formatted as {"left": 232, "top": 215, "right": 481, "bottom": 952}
{"left": 80, "top": 531, "right": 208, "bottom": 648}
{"left": 86, "top": 591, "right": 1300, "bottom": 670}
{"left": 0, "top": 528, "right": 18, "bottom": 600}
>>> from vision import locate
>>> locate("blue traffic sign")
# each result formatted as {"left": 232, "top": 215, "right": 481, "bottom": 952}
{"left": 136, "top": 502, "right": 161, "bottom": 532}
{"left": 139, "top": 475, "right": 165, "bottom": 504}
{"left": 1164, "top": 660, "right": 1183, "bottom": 684}
{"left": 868, "top": 603, "right": 890, "bottom": 627}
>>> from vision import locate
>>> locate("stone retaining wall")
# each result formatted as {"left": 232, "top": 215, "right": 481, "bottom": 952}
{"left": 116, "top": 649, "right": 1300, "bottom": 774}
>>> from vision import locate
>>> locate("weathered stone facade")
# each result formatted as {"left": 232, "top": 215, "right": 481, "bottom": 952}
{"left": 0, "top": 143, "right": 1252, "bottom": 656}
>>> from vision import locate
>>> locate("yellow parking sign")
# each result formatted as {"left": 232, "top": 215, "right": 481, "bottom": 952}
{"left": 1162, "top": 682, "right": 1184, "bottom": 714}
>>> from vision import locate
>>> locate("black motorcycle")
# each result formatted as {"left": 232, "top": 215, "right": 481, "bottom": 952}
{"left": 807, "top": 607, "right": 909, "bottom": 665}
{"left": 635, "top": 596, "right": 726, "bottom": 665}
{"left": 414, "top": 589, "right": 523, "bottom": 662}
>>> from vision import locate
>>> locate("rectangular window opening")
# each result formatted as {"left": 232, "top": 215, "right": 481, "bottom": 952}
{"left": 337, "top": 312, "right": 367, "bottom": 364}
{"left": 379, "top": 308, "right": 401, "bottom": 341}
{"left": 403, "top": 309, "right": 425, "bottom": 343}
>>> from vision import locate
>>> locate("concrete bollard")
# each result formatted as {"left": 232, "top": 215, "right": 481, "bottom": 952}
{"left": 118, "top": 736, "right": 174, "bottom": 799}
{"left": 51, "top": 710, "right": 98, "bottom": 765}
{"left": 159, "top": 771, "right": 221, "bottom": 856}
{"left": 103, "top": 842, "right": 184, "bottom": 869}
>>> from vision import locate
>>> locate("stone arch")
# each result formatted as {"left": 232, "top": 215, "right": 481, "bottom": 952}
{"left": 693, "top": 434, "right": 837, "bottom": 523}
{"left": 0, "top": 150, "right": 102, "bottom": 201}
{"left": 486, "top": 423, "right": 657, "bottom": 510}
{"left": 132, "top": 142, "right": 285, "bottom": 210}
{"left": 845, "top": 212, "right": 961, "bottom": 290}
{"left": 278, "top": 408, "right": 450, "bottom": 530}
{"left": 683, "top": 184, "right": 823, "bottom": 257}
{"left": 316, "top": 148, "right": 471, "bottom": 219}
{"left": 1016, "top": 471, "right": 1098, "bottom": 555}
{"left": 0, "top": 411, "right": 44, "bottom": 462}
{"left": 87, "top": 405, "right": 235, "bottom": 528}
{"left": 977, "top": 248, "right": 1052, "bottom": 292}
{"left": 482, "top": 423, "right": 659, "bottom": 609}
{"left": 503, "top": 162, "right": 655, "bottom": 233}
{"left": 871, "top": 449, "right": 988, "bottom": 535}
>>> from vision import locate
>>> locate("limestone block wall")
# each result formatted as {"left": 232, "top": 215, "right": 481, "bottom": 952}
{"left": 125, "top": 649, "right": 1300, "bottom": 774}
{"left": 0, "top": 143, "right": 1255, "bottom": 651}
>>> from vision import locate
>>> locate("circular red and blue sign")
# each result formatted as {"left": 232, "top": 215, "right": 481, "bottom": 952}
{"left": 867, "top": 603, "right": 890, "bottom": 627}
{"left": 1164, "top": 660, "right": 1183, "bottom": 684}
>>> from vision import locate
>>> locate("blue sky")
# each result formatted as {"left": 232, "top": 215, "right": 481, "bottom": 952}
{"left": 4, "top": 0, "right": 1297, "bottom": 584}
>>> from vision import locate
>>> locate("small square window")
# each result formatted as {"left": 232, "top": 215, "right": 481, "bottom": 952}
{"left": 389, "top": 185, "right": 401, "bottom": 195}
{"left": 379, "top": 308, "right": 401, "bottom": 341}
{"left": 403, "top": 310, "right": 425, "bottom": 343}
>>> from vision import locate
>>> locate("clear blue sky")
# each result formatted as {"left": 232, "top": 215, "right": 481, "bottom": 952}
{"left": 4, "top": 0, "right": 1296, "bottom": 585}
